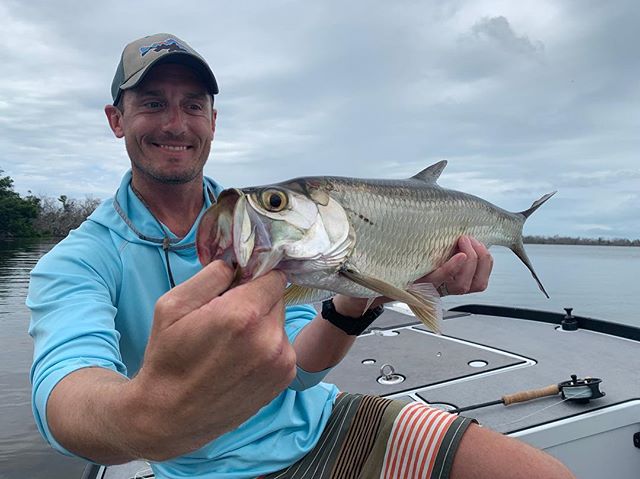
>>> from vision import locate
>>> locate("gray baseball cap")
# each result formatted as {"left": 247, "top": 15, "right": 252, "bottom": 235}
{"left": 111, "top": 33, "right": 219, "bottom": 105}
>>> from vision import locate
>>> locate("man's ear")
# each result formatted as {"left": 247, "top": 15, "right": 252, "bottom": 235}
{"left": 105, "top": 105, "right": 125, "bottom": 138}
{"left": 211, "top": 108, "right": 218, "bottom": 139}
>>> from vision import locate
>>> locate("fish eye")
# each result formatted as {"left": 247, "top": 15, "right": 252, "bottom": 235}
{"left": 261, "top": 189, "right": 288, "bottom": 212}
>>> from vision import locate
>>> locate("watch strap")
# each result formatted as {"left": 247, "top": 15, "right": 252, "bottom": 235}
{"left": 321, "top": 298, "right": 384, "bottom": 335}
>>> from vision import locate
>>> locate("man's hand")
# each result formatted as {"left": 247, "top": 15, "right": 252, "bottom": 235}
{"left": 132, "top": 261, "right": 296, "bottom": 459}
{"left": 47, "top": 261, "right": 296, "bottom": 463}
{"left": 420, "top": 236, "right": 493, "bottom": 296}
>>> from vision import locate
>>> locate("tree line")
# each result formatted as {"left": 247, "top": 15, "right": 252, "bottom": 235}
{"left": 524, "top": 235, "right": 640, "bottom": 247}
{"left": 1, "top": 170, "right": 100, "bottom": 240}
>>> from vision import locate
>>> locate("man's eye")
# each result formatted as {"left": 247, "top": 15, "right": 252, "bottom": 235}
{"left": 145, "top": 101, "right": 163, "bottom": 108}
{"left": 188, "top": 104, "right": 204, "bottom": 111}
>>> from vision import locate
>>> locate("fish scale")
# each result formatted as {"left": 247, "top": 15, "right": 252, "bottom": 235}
{"left": 324, "top": 178, "right": 521, "bottom": 292}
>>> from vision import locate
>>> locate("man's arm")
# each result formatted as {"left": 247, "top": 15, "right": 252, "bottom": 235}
{"left": 293, "top": 236, "right": 493, "bottom": 373}
{"left": 46, "top": 262, "right": 296, "bottom": 464}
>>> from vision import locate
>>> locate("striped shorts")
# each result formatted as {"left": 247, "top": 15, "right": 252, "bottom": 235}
{"left": 263, "top": 393, "right": 475, "bottom": 479}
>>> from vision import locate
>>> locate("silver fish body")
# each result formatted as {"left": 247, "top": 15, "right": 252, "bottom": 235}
{"left": 196, "top": 161, "right": 555, "bottom": 331}
{"left": 291, "top": 178, "right": 521, "bottom": 295}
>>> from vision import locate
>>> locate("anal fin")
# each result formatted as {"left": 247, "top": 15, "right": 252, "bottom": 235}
{"left": 284, "top": 284, "right": 334, "bottom": 306}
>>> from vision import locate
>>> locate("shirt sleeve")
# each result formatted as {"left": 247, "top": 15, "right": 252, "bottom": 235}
{"left": 282, "top": 304, "right": 334, "bottom": 391}
{"left": 27, "top": 227, "right": 126, "bottom": 456}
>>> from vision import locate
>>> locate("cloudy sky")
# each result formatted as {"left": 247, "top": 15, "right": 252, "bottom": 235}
{"left": 1, "top": 0, "right": 638, "bottom": 238}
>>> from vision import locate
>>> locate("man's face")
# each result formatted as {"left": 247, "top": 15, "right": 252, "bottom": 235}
{"left": 106, "top": 63, "right": 217, "bottom": 185}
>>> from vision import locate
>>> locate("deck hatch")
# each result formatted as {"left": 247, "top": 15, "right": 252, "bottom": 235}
{"left": 325, "top": 326, "right": 527, "bottom": 396}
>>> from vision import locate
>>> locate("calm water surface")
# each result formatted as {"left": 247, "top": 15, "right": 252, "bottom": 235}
{"left": 1, "top": 240, "right": 639, "bottom": 478}
{"left": 0, "top": 241, "right": 86, "bottom": 479}
{"left": 442, "top": 243, "right": 640, "bottom": 325}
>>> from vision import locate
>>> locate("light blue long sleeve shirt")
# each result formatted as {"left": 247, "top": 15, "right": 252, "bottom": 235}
{"left": 27, "top": 171, "right": 339, "bottom": 479}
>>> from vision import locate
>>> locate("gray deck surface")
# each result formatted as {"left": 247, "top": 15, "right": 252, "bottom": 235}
{"left": 323, "top": 323, "right": 525, "bottom": 396}
{"left": 325, "top": 307, "right": 640, "bottom": 434}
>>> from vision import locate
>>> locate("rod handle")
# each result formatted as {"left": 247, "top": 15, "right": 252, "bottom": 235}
{"left": 502, "top": 384, "right": 560, "bottom": 405}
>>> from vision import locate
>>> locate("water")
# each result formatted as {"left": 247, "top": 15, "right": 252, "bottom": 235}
{"left": 1, "top": 241, "right": 639, "bottom": 478}
{"left": 441, "top": 244, "right": 640, "bottom": 327}
{"left": 0, "top": 241, "right": 86, "bottom": 479}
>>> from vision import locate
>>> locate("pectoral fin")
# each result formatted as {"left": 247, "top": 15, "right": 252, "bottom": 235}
{"left": 284, "top": 284, "right": 334, "bottom": 306}
{"left": 340, "top": 268, "right": 442, "bottom": 332}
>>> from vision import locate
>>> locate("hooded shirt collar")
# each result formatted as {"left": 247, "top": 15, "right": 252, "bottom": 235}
{"left": 108, "top": 170, "right": 223, "bottom": 250}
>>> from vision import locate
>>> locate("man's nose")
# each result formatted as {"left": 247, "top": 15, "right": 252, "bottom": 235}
{"left": 161, "top": 105, "right": 187, "bottom": 135}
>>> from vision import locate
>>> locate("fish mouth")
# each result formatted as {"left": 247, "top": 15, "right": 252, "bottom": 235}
{"left": 196, "top": 188, "right": 282, "bottom": 284}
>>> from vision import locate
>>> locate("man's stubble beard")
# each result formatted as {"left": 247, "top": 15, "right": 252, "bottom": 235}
{"left": 132, "top": 160, "right": 202, "bottom": 184}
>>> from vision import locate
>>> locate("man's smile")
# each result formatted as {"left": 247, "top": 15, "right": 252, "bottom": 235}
{"left": 152, "top": 143, "right": 193, "bottom": 152}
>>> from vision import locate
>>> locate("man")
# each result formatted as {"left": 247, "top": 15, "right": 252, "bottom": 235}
{"left": 28, "top": 33, "right": 574, "bottom": 478}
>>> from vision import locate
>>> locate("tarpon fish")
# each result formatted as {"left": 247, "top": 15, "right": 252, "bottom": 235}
{"left": 196, "top": 160, "right": 555, "bottom": 331}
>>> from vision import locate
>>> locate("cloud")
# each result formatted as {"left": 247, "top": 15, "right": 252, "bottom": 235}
{"left": 471, "top": 16, "right": 544, "bottom": 57}
{"left": 1, "top": 0, "right": 638, "bottom": 239}
{"left": 560, "top": 169, "right": 640, "bottom": 187}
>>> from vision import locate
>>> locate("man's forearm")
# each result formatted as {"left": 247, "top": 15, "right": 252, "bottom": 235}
{"left": 47, "top": 367, "right": 153, "bottom": 464}
{"left": 293, "top": 295, "right": 381, "bottom": 372}
{"left": 293, "top": 313, "right": 357, "bottom": 372}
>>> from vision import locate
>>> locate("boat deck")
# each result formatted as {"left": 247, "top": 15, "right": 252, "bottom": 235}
{"left": 330, "top": 306, "right": 640, "bottom": 430}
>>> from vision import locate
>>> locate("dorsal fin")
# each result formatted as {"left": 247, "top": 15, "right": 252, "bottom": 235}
{"left": 411, "top": 160, "right": 447, "bottom": 183}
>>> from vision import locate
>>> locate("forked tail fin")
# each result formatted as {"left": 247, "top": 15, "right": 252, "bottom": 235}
{"left": 511, "top": 191, "right": 557, "bottom": 298}
{"left": 511, "top": 241, "right": 550, "bottom": 298}
{"left": 519, "top": 191, "right": 557, "bottom": 218}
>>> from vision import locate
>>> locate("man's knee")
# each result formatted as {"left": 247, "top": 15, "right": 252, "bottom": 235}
{"left": 450, "top": 423, "right": 576, "bottom": 479}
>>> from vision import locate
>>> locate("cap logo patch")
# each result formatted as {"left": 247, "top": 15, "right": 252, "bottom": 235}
{"left": 139, "top": 38, "right": 188, "bottom": 57}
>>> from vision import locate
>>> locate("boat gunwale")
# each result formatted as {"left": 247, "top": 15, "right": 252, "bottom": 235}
{"left": 449, "top": 304, "right": 640, "bottom": 342}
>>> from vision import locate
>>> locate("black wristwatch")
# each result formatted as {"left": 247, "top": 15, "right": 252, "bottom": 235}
{"left": 321, "top": 298, "right": 385, "bottom": 335}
